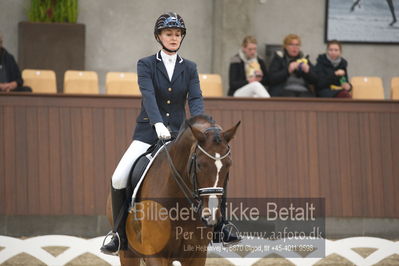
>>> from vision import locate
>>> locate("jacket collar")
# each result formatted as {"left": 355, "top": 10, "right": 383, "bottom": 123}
{"left": 156, "top": 50, "right": 184, "bottom": 83}
{"left": 156, "top": 50, "right": 183, "bottom": 63}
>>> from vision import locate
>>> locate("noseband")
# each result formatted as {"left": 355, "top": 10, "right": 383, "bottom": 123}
{"left": 161, "top": 131, "right": 231, "bottom": 213}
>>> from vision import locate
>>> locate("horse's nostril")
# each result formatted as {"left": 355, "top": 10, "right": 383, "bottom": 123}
{"left": 201, "top": 215, "right": 217, "bottom": 227}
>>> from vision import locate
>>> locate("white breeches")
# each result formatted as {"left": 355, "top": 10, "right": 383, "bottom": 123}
{"left": 233, "top": 81, "right": 270, "bottom": 98}
{"left": 111, "top": 140, "right": 151, "bottom": 189}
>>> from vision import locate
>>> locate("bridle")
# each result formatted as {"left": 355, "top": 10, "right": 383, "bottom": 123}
{"left": 161, "top": 128, "right": 231, "bottom": 214}
{"left": 194, "top": 144, "right": 230, "bottom": 197}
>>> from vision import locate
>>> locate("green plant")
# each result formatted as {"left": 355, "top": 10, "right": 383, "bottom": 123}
{"left": 28, "top": 0, "right": 78, "bottom": 23}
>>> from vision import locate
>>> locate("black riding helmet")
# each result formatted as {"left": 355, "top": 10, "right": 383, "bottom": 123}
{"left": 154, "top": 12, "right": 186, "bottom": 53}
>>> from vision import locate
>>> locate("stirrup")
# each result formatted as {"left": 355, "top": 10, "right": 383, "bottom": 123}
{"left": 101, "top": 231, "right": 121, "bottom": 256}
{"left": 221, "top": 222, "right": 242, "bottom": 247}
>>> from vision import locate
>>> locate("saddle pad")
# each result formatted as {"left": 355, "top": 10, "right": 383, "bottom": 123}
{"left": 129, "top": 141, "right": 171, "bottom": 207}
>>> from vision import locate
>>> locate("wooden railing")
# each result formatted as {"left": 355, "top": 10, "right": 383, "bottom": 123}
{"left": 1, "top": 94, "right": 398, "bottom": 217}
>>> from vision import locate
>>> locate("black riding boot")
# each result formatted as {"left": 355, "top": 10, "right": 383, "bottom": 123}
{"left": 213, "top": 193, "right": 242, "bottom": 245}
{"left": 100, "top": 187, "right": 128, "bottom": 255}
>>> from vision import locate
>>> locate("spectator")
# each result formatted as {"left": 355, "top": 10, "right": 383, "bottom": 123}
{"left": 315, "top": 40, "right": 352, "bottom": 98}
{"left": 268, "top": 34, "right": 317, "bottom": 97}
{"left": 228, "top": 36, "right": 270, "bottom": 97}
{"left": 0, "top": 33, "right": 31, "bottom": 92}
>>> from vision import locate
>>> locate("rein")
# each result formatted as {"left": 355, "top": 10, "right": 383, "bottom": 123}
{"left": 161, "top": 139, "right": 202, "bottom": 212}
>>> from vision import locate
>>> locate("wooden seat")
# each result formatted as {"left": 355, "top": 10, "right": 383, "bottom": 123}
{"left": 350, "top": 76, "right": 385, "bottom": 100}
{"left": 64, "top": 70, "right": 99, "bottom": 94}
{"left": 391, "top": 77, "right": 399, "bottom": 100}
{"left": 22, "top": 69, "right": 57, "bottom": 93}
{"left": 199, "top": 74, "right": 223, "bottom": 97}
{"left": 105, "top": 72, "right": 140, "bottom": 96}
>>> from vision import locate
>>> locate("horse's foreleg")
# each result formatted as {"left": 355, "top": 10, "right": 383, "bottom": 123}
{"left": 119, "top": 250, "right": 141, "bottom": 266}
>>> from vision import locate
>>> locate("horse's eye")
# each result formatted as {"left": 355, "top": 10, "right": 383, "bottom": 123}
{"left": 196, "top": 161, "right": 207, "bottom": 170}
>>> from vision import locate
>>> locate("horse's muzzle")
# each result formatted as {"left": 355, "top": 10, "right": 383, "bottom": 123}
{"left": 201, "top": 213, "right": 219, "bottom": 227}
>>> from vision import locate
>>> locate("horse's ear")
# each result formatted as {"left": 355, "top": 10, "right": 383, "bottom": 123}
{"left": 222, "top": 121, "right": 241, "bottom": 143}
{"left": 189, "top": 124, "right": 206, "bottom": 142}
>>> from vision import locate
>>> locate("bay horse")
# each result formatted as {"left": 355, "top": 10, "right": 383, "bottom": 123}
{"left": 106, "top": 114, "right": 240, "bottom": 266}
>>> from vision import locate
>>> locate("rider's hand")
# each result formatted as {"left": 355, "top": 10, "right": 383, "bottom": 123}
{"left": 154, "top": 122, "right": 171, "bottom": 140}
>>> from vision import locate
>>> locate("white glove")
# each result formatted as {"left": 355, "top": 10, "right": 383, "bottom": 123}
{"left": 154, "top": 122, "right": 171, "bottom": 140}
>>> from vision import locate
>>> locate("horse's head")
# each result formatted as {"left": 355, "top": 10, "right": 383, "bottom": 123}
{"left": 185, "top": 115, "right": 240, "bottom": 227}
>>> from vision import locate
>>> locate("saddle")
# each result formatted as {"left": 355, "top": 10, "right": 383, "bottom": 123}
{"left": 126, "top": 140, "right": 171, "bottom": 207}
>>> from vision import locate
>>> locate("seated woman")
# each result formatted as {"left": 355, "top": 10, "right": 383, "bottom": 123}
{"left": 228, "top": 36, "right": 270, "bottom": 97}
{"left": 315, "top": 40, "right": 352, "bottom": 98}
{"left": 0, "top": 33, "right": 31, "bottom": 92}
{"left": 268, "top": 34, "right": 317, "bottom": 97}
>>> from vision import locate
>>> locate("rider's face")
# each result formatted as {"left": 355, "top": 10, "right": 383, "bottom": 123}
{"left": 327, "top": 44, "right": 341, "bottom": 60}
{"left": 158, "top": 29, "right": 182, "bottom": 54}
